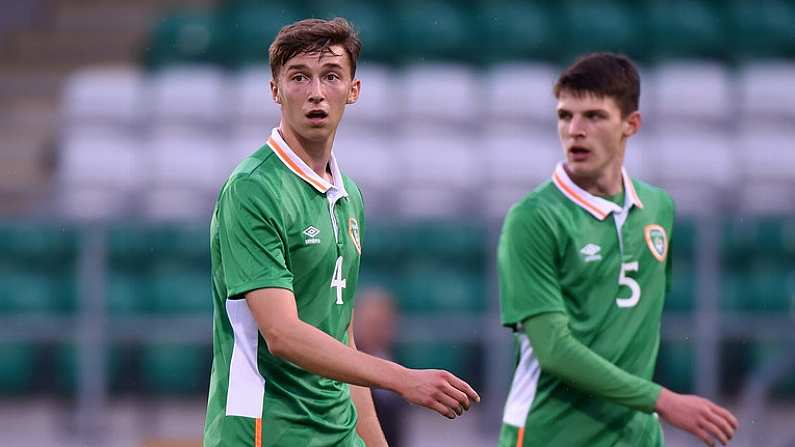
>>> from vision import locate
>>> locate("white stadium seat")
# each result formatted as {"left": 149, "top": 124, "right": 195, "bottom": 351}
{"left": 484, "top": 62, "right": 558, "bottom": 131}
{"left": 651, "top": 61, "right": 731, "bottom": 129}
{"left": 401, "top": 63, "right": 480, "bottom": 131}
{"left": 232, "top": 66, "right": 281, "bottom": 131}
{"left": 150, "top": 65, "right": 229, "bottom": 130}
{"left": 739, "top": 61, "right": 795, "bottom": 127}
{"left": 61, "top": 66, "right": 144, "bottom": 131}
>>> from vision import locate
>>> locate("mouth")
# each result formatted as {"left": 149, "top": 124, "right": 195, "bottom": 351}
{"left": 568, "top": 146, "right": 591, "bottom": 161}
{"left": 305, "top": 110, "right": 329, "bottom": 124}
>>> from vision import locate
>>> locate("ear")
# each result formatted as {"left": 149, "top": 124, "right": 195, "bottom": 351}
{"left": 623, "top": 111, "right": 641, "bottom": 138}
{"left": 270, "top": 79, "right": 281, "bottom": 104}
{"left": 346, "top": 78, "right": 361, "bottom": 105}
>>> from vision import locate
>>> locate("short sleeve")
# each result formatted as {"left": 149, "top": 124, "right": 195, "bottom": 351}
{"left": 217, "top": 177, "right": 293, "bottom": 298}
{"left": 497, "top": 203, "right": 566, "bottom": 327}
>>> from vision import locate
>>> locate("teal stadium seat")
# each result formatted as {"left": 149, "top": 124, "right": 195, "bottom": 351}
{"left": 397, "top": 263, "right": 485, "bottom": 314}
{"left": 149, "top": 268, "right": 212, "bottom": 315}
{"left": 478, "top": 0, "right": 558, "bottom": 63}
{"left": 654, "top": 340, "right": 694, "bottom": 393}
{"left": 143, "top": 11, "right": 224, "bottom": 68}
{"left": 220, "top": 1, "right": 303, "bottom": 68}
{"left": 721, "top": 267, "right": 794, "bottom": 313}
{"left": 392, "top": 0, "right": 474, "bottom": 62}
{"left": 559, "top": 0, "right": 643, "bottom": 64}
{"left": 306, "top": 0, "right": 395, "bottom": 63}
{"left": 643, "top": 0, "right": 728, "bottom": 61}
{"left": 141, "top": 343, "right": 210, "bottom": 395}
{"left": 54, "top": 344, "right": 127, "bottom": 395}
{"left": 395, "top": 341, "right": 481, "bottom": 389}
{"left": 727, "top": 0, "right": 795, "bottom": 60}
{"left": 0, "top": 343, "right": 36, "bottom": 394}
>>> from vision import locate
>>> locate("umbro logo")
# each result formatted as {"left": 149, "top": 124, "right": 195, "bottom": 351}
{"left": 303, "top": 226, "right": 321, "bottom": 245}
{"left": 580, "top": 243, "right": 602, "bottom": 262}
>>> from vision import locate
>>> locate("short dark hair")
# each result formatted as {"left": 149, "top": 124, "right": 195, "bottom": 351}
{"left": 554, "top": 53, "right": 640, "bottom": 117}
{"left": 268, "top": 17, "right": 361, "bottom": 79}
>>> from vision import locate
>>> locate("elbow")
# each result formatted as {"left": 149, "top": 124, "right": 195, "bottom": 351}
{"left": 262, "top": 324, "right": 293, "bottom": 360}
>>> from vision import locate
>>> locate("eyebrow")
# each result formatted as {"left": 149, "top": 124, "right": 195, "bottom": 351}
{"left": 284, "top": 62, "right": 345, "bottom": 72}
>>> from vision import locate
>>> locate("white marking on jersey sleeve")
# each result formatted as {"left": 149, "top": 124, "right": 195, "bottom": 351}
{"left": 225, "top": 299, "right": 265, "bottom": 417}
{"left": 503, "top": 334, "right": 541, "bottom": 427}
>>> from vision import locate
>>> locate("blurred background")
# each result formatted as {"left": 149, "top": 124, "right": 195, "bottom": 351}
{"left": 0, "top": 0, "right": 794, "bottom": 446}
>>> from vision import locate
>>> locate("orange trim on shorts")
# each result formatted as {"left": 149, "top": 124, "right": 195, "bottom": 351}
{"left": 267, "top": 136, "right": 329, "bottom": 193}
{"left": 553, "top": 171, "right": 607, "bottom": 220}
{"left": 255, "top": 418, "right": 262, "bottom": 447}
{"left": 516, "top": 426, "right": 525, "bottom": 446}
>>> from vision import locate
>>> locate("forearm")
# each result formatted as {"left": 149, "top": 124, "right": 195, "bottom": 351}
{"left": 268, "top": 318, "right": 406, "bottom": 392}
{"left": 524, "top": 312, "right": 661, "bottom": 412}
{"left": 351, "top": 384, "right": 387, "bottom": 446}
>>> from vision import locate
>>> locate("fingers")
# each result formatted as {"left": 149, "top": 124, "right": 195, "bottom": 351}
{"left": 441, "top": 382, "right": 472, "bottom": 411}
{"left": 445, "top": 371, "right": 480, "bottom": 403}
{"left": 712, "top": 404, "right": 739, "bottom": 431}
{"left": 429, "top": 400, "right": 456, "bottom": 419}
{"left": 434, "top": 389, "right": 465, "bottom": 417}
{"left": 706, "top": 407, "right": 735, "bottom": 443}
{"left": 699, "top": 418, "right": 728, "bottom": 446}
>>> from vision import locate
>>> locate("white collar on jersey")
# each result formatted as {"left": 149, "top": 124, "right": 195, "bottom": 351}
{"left": 266, "top": 127, "right": 348, "bottom": 198}
{"left": 551, "top": 162, "right": 644, "bottom": 221}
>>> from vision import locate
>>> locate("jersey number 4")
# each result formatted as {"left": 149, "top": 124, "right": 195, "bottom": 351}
{"left": 331, "top": 256, "right": 346, "bottom": 305}
{"left": 616, "top": 261, "right": 641, "bottom": 308}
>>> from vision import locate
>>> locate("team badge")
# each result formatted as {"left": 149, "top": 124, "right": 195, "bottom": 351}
{"left": 348, "top": 218, "right": 361, "bottom": 254}
{"left": 644, "top": 224, "right": 668, "bottom": 262}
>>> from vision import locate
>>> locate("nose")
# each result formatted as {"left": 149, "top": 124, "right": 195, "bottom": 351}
{"left": 568, "top": 115, "right": 586, "bottom": 138}
{"left": 308, "top": 78, "right": 324, "bottom": 104}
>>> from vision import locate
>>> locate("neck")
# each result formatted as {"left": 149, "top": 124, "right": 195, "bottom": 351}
{"left": 565, "top": 163, "right": 624, "bottom": 197}
{"left": 278, "top": 124, "right": 335, "bottom": 181}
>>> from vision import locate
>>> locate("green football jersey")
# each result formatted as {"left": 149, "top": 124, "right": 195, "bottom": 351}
{"left": 497, "top": 163, "right": 674, "bottom": 446}
{"left": 204, "top": 128, "right": 366, "bottom": 447}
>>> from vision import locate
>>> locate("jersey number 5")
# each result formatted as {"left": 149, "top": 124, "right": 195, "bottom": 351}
{"left": 331, "top": 256, "right": 346, "bottom": 305}
{"left": 616, "top": 261, "right": 641, "bottom": 308}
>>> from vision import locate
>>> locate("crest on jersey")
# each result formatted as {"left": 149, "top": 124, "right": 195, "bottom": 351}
{"left": 644, "top": 224, "right": 668, "bottom": 262}
{"left": 348, "top": 218, "right": 361, "bottom": 255}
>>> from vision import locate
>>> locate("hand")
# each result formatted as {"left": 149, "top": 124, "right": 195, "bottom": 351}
{"left": 655, "top": 387, "right": 739, "bottom": 446}
{"left": 394, "top": 368, "right": 480, "bottom": 419}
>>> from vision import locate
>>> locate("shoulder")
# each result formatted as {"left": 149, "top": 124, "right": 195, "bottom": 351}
{"left": 502, "top": 181, "right": 566, "bottom": 239}
{"left": 218, "top": 145, "right": 286, "bottom": 207}
{"left": 342, "top": 175, "right": 365, "bottom": 209}
{"left": 632, "top": 179, "right": 675, "bottom": 213}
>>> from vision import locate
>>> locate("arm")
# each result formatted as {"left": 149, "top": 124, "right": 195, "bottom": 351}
{"left": 245, "top": 288, "right": 480, "bottom": 419}
{"left": 347, "top": 317, "right": 388, "bottom": 447}
{"left": 524, "top": 312, "right": 738, "bottom": 446}
{"left": 523, "top": 311, "right": 660, "bottom": 412}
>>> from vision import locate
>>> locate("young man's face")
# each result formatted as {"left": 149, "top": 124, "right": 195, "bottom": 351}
{"left": 270, "top": 44, "right": 360, "bottom": 143}
{"left": 556, "top": 90, "right": 639, "bottom": 180}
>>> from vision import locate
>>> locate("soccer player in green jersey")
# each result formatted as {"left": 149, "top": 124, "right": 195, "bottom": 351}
{"left": 203, "top": 18, "right": 479, "bottom": 447}
{"left": 496, "top": 53, "right": 738, "bottom": 446}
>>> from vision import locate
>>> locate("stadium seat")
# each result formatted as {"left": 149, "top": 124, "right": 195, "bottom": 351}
{"left": 231, "top": 66, "right": 281, "bottom": 132}
{"left": 397, "top": 265, "right": 485, "bottom": 314}
{"left": 395, "top": 341, "right": 481, "bottom": 388}
{"left": 392, "top": 0, "right": 473, "bottom": 62}
{"left": 0, "top": 344, "right": 36, "bottom": 394}
{"left": 220, "top": 1, "right": 303, "bottom": 68}
{"left": 150, "top": 66, "right": 230, "bottom": 131}
{"left": 0, "top": 269, "right": 69, "bottom": 315}
{"left": 332, "top": 128, "right": 397, "bottom": 215}
{"left": 143, "top": 11, "right": 223, "bottom": 68}
{"left": 477, "top": 1, "right": 558, "bottom": 63}
{"left": 651, "top": 131, "right": 737, "bottom": 207}
{"left": 643, "top": 0, "right": 727, "bottom": 60}
{"left": 666, "top": 264, "right": 695, "bottom": 312}
{"left": 342, "top": 63, "right": 398, "bottom": 128}
{"left": 738, "top": 62, "right": 795, "bottom": 127}
{"left": 149, "top": 268, "right": 212, "bottom": 315}
{"left": 483, "top": 63, "right": 559, "bottom": 131}
{"left": 107, "top": 272, "right": 151, "bottom": 316}
{"left": 721, "top": 268, "right": 794, "bottom": 313}
{"left": 400, "top": 63, "right": 480, "bottom": 131}
{"left": 654, "top": 340, "right": 694, "bottom": 393}
{"left": 59, "top": 129, "right": 143, "bottom": 219}
{"left": 140, "top": 343, "right": 210, "bottom": 395}
{"left": 559, "top": 0, "right": 643, "bottom": 63}
{"left": 722, "top": 216, "right": 795, "bottom": 264}
{"left": 651, "top": 62, "right": 732, "bottom": 129}
{"left": 144, "top": 130, "right": 227, "bottom": 219}
{"left": 749, "top": 341, "right": 795, "bottom": 396}
{"left": 54, "top": 344, "right": 125, "bottom": 394}
{"left": 727, "top": 0, "right": 795, "bottom": 61}
{"left": 61, "top": 66, "right": 145, "bottom": 132}
{"left": 305, "top": 0, "right": 395, "bottom": 63}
